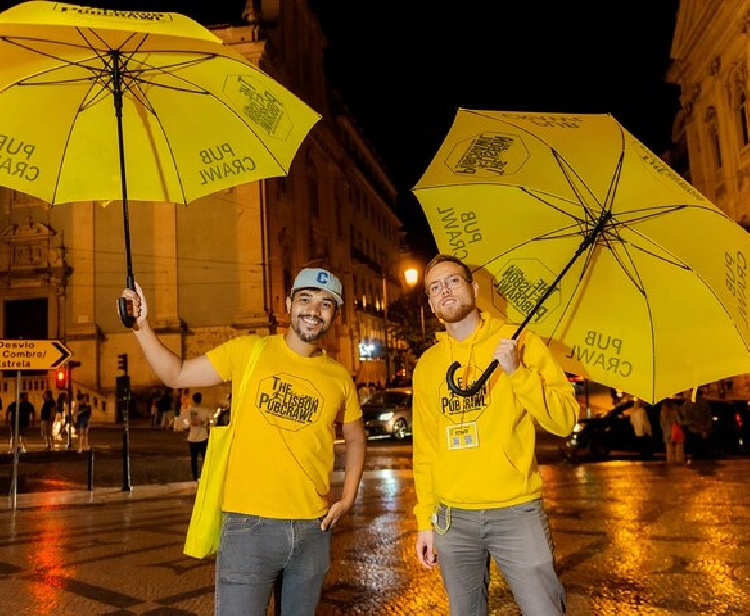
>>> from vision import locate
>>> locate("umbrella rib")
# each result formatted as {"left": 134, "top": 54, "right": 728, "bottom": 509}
{"left": 548, "top": 150, "right": 603, "bottom": 222}
{"left": 128, "top": 78, "right": 189, "bottom": 204}
{"left": 49, "top": 77, "right": 106, "bottom": 204}
{"left": 119, "top": 57, "right": 223, "bottom": 98}
{"left": 77, "top": 25, "right": 142, "bottom": 53}
{"left": 518, "top": 187, "right": 591, "bottom": 226}
{"left": 123, "top": 53, "right": 293, "bottom": 173}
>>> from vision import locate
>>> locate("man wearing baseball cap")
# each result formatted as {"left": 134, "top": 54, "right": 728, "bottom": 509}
{"left": 120, "top": 265, "right": 365, "bottom": 615}
{"left": 290, "top": 267, "right": 344, "bottom": 308}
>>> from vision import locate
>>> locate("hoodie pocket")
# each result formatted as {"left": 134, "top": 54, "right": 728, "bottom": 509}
{"left": 500, "top": 417, "right": 534, "bottom": 475}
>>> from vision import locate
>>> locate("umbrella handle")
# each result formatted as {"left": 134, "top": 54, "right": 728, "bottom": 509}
{"left": 446, "top": 360, "right": 499, "bottom": 396}
{"left": 118, "top": 278, "right": 136, "bottom": 329}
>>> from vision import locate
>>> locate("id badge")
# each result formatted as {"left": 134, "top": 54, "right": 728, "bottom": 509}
{"left": 446, "top": 422, "right": 479, "bottom": 450}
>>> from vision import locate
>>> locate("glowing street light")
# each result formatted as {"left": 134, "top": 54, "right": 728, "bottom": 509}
{"left": 404, "top": 267, "right": 426, "bottom": 341}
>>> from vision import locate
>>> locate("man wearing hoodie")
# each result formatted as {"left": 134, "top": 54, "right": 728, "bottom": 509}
{"left": 412, "top": 254, "right": 578, "bottom": 615}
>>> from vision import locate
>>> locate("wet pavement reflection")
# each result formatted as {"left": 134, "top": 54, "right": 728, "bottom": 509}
{"left": 2, "top": 459, "right": 750, "bottom": 614}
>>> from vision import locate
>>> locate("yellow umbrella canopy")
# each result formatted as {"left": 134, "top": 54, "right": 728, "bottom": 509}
{"left": 0, "top": 1, "right": 321, "bottom": 325}
{"left": 413, "top": 108, "right": 750, "bottom": 403}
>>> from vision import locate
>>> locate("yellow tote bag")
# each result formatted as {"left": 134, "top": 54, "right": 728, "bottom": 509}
{"left": 183, "top": 336, "right": 267, "bottom": 559}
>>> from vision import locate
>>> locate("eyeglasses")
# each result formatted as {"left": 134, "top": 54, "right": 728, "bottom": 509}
{"left": 426, "top": 274, "right": 469, "bottom": 297}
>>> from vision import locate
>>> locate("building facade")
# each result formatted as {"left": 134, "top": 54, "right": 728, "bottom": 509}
{"left": 0, "top": 0, "right": 404, "bottom": 419}
{"left": 668, "top": 0, "right": 750, "bottom": 397}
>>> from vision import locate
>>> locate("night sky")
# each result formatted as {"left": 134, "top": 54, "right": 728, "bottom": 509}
{"left": 0, "top": 1, "right": 684, "bottom": 259}
{"left": 310, "top": 1, "right": 684, "bottom": 259}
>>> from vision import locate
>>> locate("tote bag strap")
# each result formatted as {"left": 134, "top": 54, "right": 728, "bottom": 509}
{"left": 228, "top": 335, "right": 269, "bottom": 435}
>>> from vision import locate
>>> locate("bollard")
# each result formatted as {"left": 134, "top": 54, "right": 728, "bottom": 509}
{"left": 87, "top": 449, "right": 94, "bottom": 491}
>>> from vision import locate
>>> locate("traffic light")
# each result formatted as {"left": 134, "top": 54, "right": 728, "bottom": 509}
{"left": 55, "top": 368, "right": 67, "bottom": 389}
{"left": 116, "top": 375, "right": 130, "bottom": 402}
{"left": 117, "top": 353, "right": 128, "bottom": 375}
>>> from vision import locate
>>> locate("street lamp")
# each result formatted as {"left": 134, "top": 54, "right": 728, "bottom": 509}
{"left": 381, "top": 271, "right": 390, "bottom": 386}
{"left": 404, "top": 267, "right": 426, "bottom": 341}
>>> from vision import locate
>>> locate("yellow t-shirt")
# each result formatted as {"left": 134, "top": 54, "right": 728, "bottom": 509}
{"left": 206, "top": 334, "right": 361, "bottom": 519}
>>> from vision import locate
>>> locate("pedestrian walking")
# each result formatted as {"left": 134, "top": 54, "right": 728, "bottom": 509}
{"left": 56, "top": 391, "right": 69, "bottom": 439}
{"left": 76, "top": 392, "right": 92, "bottom": 453}
{"left": 120, "top": 266, "right": 366, "bottom": 616}
{"left": 180, "top": 391, "right": 212, "bottom": 482}
{"left": 412, "top": 254, "right": 578, "bottom": 616}
{"left": 157, "top": 388, "right": 173, "bottom": 430}
{"left": 174, "top": 388, "right": 191, "bottom": 432}
{"left": 682, "top": 387, "right": 713, "bottom": 459}
{"left": 660, "top": 398, "right": 685, "bottom": 463}
{"left": 149, "top": 391, "right": 159, "bottom": 428}
{"left": 39, "top": 389, "right": 56, "bottom": 450}
{"left": 7, "top": 392, "right": 35, "bottom": 454}
{"left": 629, "top": 398, "right": 654, "bottom": 459}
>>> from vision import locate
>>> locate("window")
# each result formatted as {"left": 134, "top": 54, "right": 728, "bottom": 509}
{"left": 706, "top": 107, "right": 722, "bottom": 170}
{"left": 335, "top": 196, "right": 343, "bottom": 237}
{"left": 739, "top": 92, "right": 750, "bottom": 147}
{"left": 306, "top": 152, "right": 319, "bottom": 218}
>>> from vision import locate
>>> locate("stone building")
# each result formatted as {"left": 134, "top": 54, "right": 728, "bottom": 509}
{"left": 0, "top": 0, "right": 403, "bottom": 419}
{"left": 668, "top": 0, "right": 750, "bottom": 397}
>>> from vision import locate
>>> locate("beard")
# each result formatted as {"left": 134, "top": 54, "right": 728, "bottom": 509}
{"left": 291, "top": 314, "right": 331, "bottom": 343}
{"left": 434, "top": 297, "right": 476, "bottom": 324}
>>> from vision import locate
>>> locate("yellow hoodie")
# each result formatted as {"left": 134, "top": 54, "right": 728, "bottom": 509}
{"left": 412, "top": 312, "right": 579, "bottom": 530}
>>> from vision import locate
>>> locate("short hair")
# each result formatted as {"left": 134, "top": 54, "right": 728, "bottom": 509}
{"left": 424, "top": 254, "right": 474, "bottom": 291}
{"left": 192, "top": 392, "right": 202, "bottom": 404}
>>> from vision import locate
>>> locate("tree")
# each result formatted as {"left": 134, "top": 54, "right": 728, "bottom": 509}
{"left": 387, "top": 294, "right": 438, "bottom": 360}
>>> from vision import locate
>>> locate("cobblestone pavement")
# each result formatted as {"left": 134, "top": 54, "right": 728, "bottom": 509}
{"left": 2, "top": 458, "right": 750, "bottom": 614}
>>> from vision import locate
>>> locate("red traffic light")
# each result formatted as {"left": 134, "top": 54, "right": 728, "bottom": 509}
{"left": 55, "top": 368, "right": 67, "bottom": 389}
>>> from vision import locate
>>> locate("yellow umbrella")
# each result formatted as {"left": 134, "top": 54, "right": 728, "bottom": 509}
{"left": 0, "top": 1, "right": 320, "bottom": 325}
{"left": 413, "top": 108, "right": 750, "bottom": 403}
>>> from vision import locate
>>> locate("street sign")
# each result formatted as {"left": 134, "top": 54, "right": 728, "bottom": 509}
{"left": 0, "top": 339, "right": 72, "bottom": 370}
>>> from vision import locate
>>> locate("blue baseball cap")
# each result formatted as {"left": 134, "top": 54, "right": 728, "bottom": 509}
{"left": 290, "top": 268, "right": 343, "bottom": 306}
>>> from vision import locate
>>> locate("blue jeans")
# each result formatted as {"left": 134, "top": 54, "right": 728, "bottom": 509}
{"left": 433, "top": 499, "right": 565, "bottom": 615}
{"left": 216, "top": 513, "right": 331, "bottom": 616}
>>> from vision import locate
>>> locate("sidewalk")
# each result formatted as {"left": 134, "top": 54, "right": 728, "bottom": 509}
{"left": 2, "top": 459, "right": 750, "bottom": 614}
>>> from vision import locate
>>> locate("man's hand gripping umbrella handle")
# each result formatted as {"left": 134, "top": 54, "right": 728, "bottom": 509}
{"left": 118, "top": 276, "right": 137, "bottom": 328}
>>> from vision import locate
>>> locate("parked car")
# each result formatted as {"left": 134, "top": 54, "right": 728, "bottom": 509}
{"left": 562, "top": 397, "right": 747, "bottom": 461}
{"left": 562, "top": 399, "right": 668, "bottom": 460}
{"left": 702, "top": 399, "right": 747, "bottom": 457}
{"left": 361, "top": 388, "right": 412, "bottom": 439}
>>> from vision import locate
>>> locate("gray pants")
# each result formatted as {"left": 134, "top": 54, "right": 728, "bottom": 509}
{"left": 216, "top": 513, "right": 330, "bottom": 615}
{"left": 433, "top": 499, "right": 565, "bottom": 615}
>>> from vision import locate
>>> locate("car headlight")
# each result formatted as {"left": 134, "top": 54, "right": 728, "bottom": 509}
{"left": 572, "top": 422, "right": 584, "bottom": 433}
{"left": 378, "top": 412, "right": 394, "bottom": 421}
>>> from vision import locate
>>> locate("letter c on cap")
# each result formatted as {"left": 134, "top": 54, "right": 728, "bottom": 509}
{"left": 317, "top": 272, "right": 329, "bottom": 284}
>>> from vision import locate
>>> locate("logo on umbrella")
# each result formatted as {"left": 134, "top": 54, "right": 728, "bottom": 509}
{"left": 54, "top": 5, "right": 174, "bottom": 22}
{"left": 493, "top": 259, "right": 559, "bottom": 324}
{"left": 226, "top": 75, "right": 293, "bottom": 139}
{"left": 634, "top": 140, "right": 707, "bottom": 202}
{"left": 445, "top": 132, "right": 529, "bottom": 177}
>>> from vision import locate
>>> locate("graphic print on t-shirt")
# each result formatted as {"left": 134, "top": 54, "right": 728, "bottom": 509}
{"left": 257, "top": 373, "right": 323, "bottom": 431}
